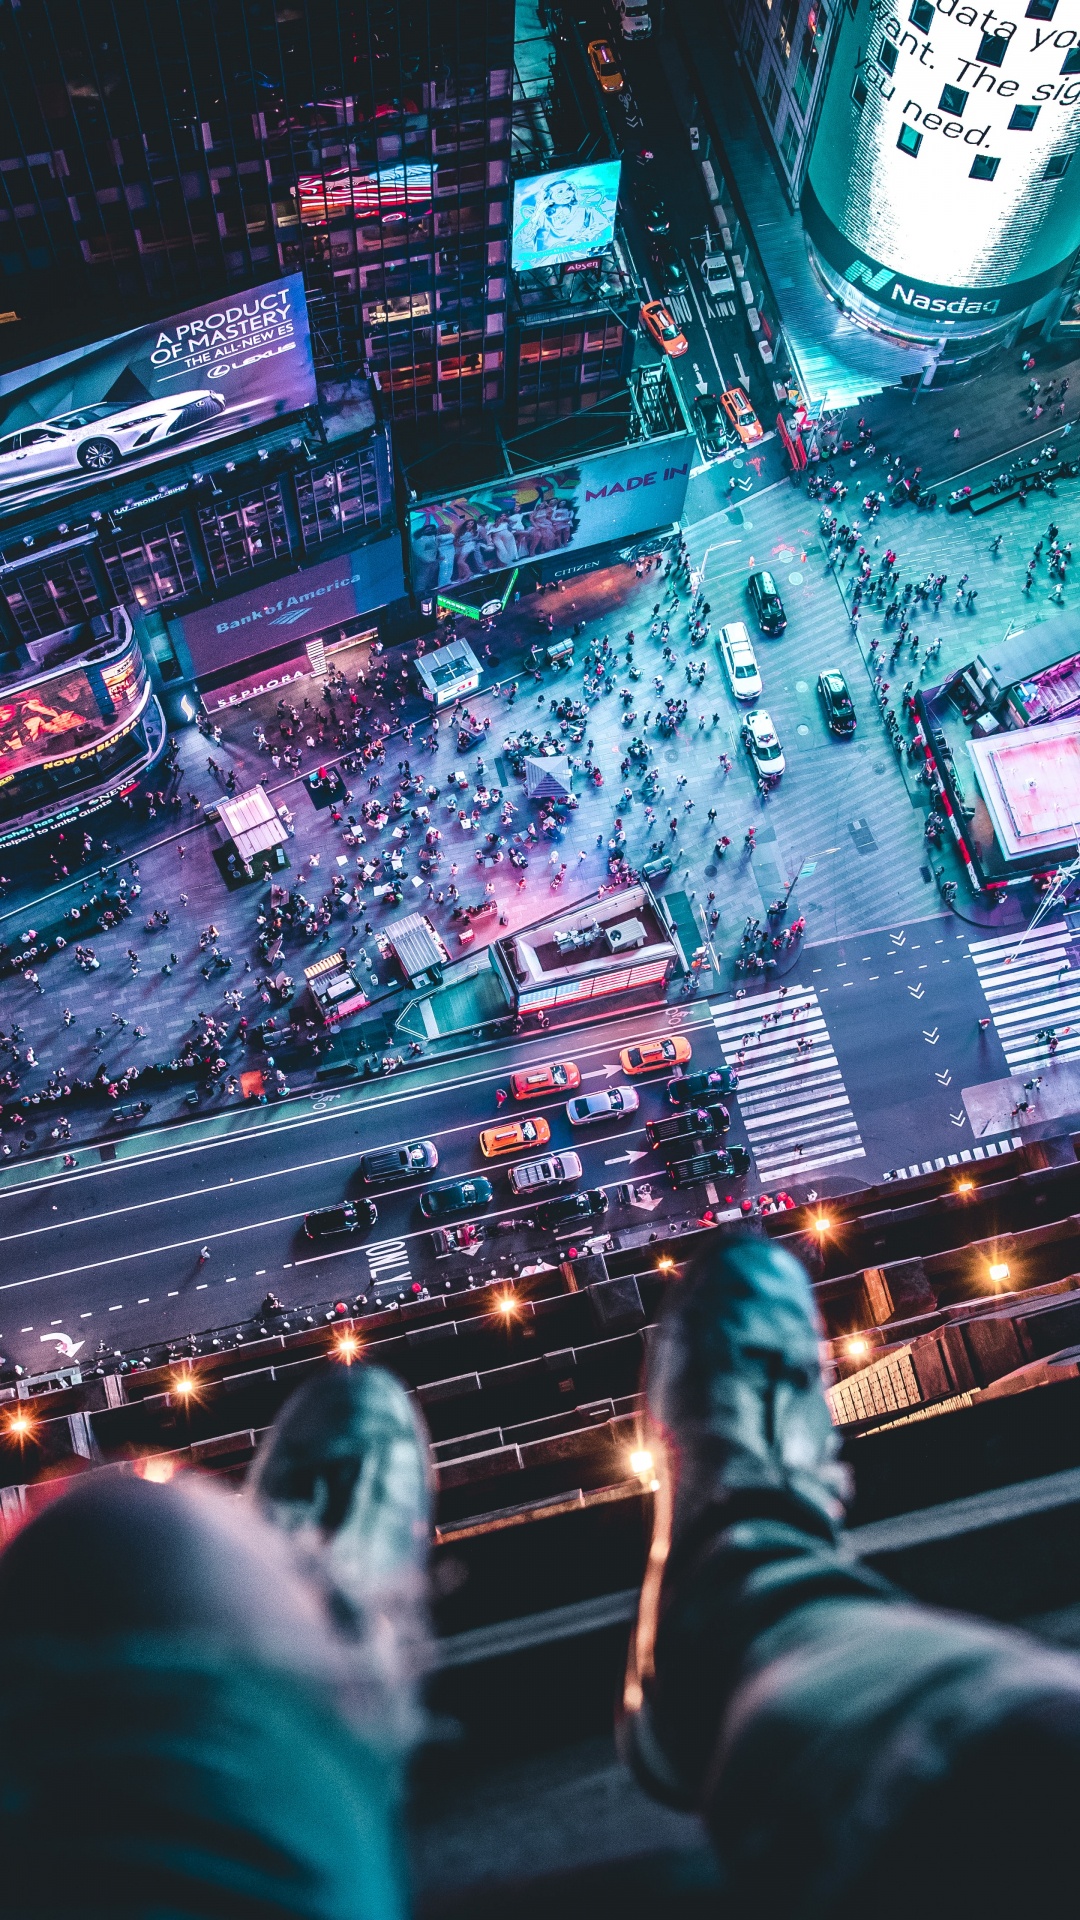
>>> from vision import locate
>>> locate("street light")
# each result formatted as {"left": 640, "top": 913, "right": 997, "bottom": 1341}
{"left": 988, "top": 1262, "right": 1011, "bottom": 1284}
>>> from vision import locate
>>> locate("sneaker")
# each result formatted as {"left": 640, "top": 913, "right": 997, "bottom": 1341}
{"left": 619, "top": 1237, "right": 856, "bottom": 1805}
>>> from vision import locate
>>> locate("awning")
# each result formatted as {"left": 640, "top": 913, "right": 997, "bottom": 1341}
{"left": 216, "top": 784, "right": 289, "bottom": 861}
{"left": 385, "top": 910, "right": 451, "bottom": 983}
{"left": 525, "top": 754, "right": 573, "bottom": 800}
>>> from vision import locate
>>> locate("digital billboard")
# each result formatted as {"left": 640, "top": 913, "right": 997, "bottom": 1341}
{"left": 0, "top": 641, "right": 149, "bottom": 779}
{"left": 511, "top": 161, "right": 621, "bottom": 272}
{"left": 803, "top": 2, "right": 1080, "bottom": 338}
{"left": 407, "top": 435, "right": 695, "bottom": 595}
{"left": 0, "top": 275, "right": 316, "bottom": 515}
{"left": 295, "top": 165, "right": 434, "bottom": 226}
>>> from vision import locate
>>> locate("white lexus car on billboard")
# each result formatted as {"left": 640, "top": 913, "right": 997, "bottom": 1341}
{"left": 0, "top": 390, "right": 226, "bottom": 490}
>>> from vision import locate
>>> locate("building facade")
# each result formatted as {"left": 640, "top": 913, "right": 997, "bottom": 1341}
{"left": 731, "top": 0, "right": 836, "bottom": 198}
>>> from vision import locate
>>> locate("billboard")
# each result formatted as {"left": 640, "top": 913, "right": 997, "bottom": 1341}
{"left": 0, "top": 641, "right": 149, "bottom": 780}
{"left": 511, "top": 161, "right": 621, "bottom": 272}
{"left": 0, "top": 275, "right": 316, "bottom": 515}
{"left": 168, "top": 534, "right": 406, "bottom": 678}
{"left": 804, "top": 1, "right": 1080, "bottom": 337}
{"left": 407, "top": 436, "right": 695, "bottom": 595}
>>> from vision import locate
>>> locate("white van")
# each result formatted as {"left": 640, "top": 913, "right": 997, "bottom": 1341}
{"left": 719, "top": 622, "right": 762, "bottom": 701}
{"left": 616, "top": 0, "right": 652, "bottom": 37}
{"left": 509, "top": 1151, "right": 583, "bottom": 1196}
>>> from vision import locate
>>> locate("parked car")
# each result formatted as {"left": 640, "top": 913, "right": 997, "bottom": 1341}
{"left": 535, "top": 1188, "right": 609, "bottom": 1230}
{"left": 303, "top": 1199, "right": 378, "bottom": 1240}
{"left": 510, "top": 1061, "right": 581, "bottom": 1099}
{"left": 360, "top": 1140, "right": 438, "bottom": 1184}
{"left": 667, "top": 1067, "right": 738, "bottom": 1105}
{"left": 479, "top": 1116, "right": 551, "bottom": 1158}
{"left": 420, "top": 1176, "right": 494, "bottom": 1220}
{"left": 615, "top": 0, "right": 652, "bottom": 39}
{"left": 742, "top": 708, "right": 785, "bottom": 781}
{"left": 567, "top": 1086, "right": 640, "bottom": 1126}
{"left": 696, "top": 242, "right": 735, "bottom": 300}
{"left": 720, "top": 386, "right": 763, "bottom": 447}
{"left": 640, "top": 300, "right": 688, "bottom": 357}
{"left": 667, "top": 1145, "right": 751, "bottom": 1188}
{"left": 718, "top": 622, "right": 762, "bottom": 702}
{"left": 509, "top": 1152, "right": 583, "bottom": 1195}
{"left": 747, "top": 568, "right": 787, "bottom": 635}
{"left": 818, "top": 668, "right": 857, "bottom": 736}
{"left": 649, "top": 235, "right": 688, "bottom": 293}
{"left": 691, "top": 392, "right": 728, "bottom": 459}
{"left": 587, "top": 37, "right": 624, "bottom": 89}
{"left": 645, "top": 1110, "right": 717, "bottom": 1149}
{"left": 620, "top": 1035, "right": 692, "bottom": 1075}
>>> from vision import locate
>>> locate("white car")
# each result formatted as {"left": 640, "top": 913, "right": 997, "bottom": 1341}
{"left": 0, "top": 391, "right": 227, "bottom": 489}
{"left": 509, "top": 1152, "right": 582, "bottom": 1195}
{"left": 566, "top": 1086, "right": 641, "bottom": 1126}
{"left": 742, "top": 709, "right": 786, "bottom": 780}
{"left": 719, "top": 622, "right": 762, "bottom": 701}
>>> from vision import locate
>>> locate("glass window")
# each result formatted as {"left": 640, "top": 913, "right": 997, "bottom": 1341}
{"left": 969, "top": 153, "right": 1000, "bottom": 180}
{"left": 99, "top": 521, "right": 199, "bottom": 609}
{"left": 977, "top": 30, "right": 1009, "bottom": 64}
{"left": 295, "top": 450, "right": 386, "bottom": 549}
{"left": 1009, "top": 104, "right": 1040, "bottom": 129}
{"left": 747, "top": 20, "right": 764, "bottom": 74}
{"left": 939, "top": 84, "right": 968, "bottom": 114}
{"left": 780, "top": 115, "right": 801, "bottom": 169}
{"left": 878, "top": 38, "right": 898, "bottom": 74}
{"left": 793, "top": 3, "right": 827, "bottom": 111}
{"left": 763, "top": 69, "right": 783, "bottom": 121}
{"left": 2, "top": 554, "right": 105, "bottom": 642}
{"left": 897, "top": 122, "right": 922, "bottom": 157}
{"left": 1044, "top": 152, "right": 1072, "bottom": 178}
{"left": 851, "top": 71, "right": 868, "bottom": 109}
{"left": 1061, "top": 47, "right": 1080, "bottom": 73}
{"left": 1026, "top": 0, "right": 1058, "bottom": 17}
{"left": 199, "top": 484, "right": 292, "bottom": 584}
{"left": 909, "top": 0, "right": 934, "bottom": 25}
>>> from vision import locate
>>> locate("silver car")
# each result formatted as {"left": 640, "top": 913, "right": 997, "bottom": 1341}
{"left": 566, "top": 1086, "right": 641, "bottom": 1126}
{"left": 508, "top": 1152, "right": 583, "bottom": 1195}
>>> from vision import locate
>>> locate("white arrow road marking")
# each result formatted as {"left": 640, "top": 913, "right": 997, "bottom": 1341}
{"left": 691, "top": 361, "right": 709, "bottom": 394}
{"left": 908, "top": 983, "right": 925, "bottom": 1000}
{"left": 935, "top": 1069, "right": 952, "bottom": 1085}
{"left": 605, "top": 1150, "right": 649, "bottom": 1165}
{"left": 950, "top": 1111, "right": 967, "bottom": 1128}
{"left": 582, "top": 1066, "right": 619, "bottom": 1079}
{"left": 923, "top": 1027, "right": 939, "bottom": 1044}
{"left": 891, "top": 931, "right": 906, "bottom": 947}
{"left": 39, "top": 1332, "right": 84, "bottom": 1358}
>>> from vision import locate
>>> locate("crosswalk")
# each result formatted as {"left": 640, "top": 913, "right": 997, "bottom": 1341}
{"left": 709, "top": 988, "right": 865, "bottom": 1184}
{"left": 365, "top": 1236, "right": 413, "bottom": 1298}
{"left": 883, "top": 1138, "right": 1022, "bottom": 1183}
{"left": 969, "top": 921, "right": 1080, "bottom": 1071}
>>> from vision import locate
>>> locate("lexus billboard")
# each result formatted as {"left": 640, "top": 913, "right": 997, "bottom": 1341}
{"left": 0, "top": 274, "right": 316, "bottom": 515}
{"left": 803, "top": 0, "right": 1080, "bottom": 339}
{"left": 407, "top": 435, "right": 695, "bottom": 594}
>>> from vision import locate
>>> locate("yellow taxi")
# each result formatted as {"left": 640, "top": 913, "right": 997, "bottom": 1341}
{"left": 478, "top": 1115, "right": 552, "bottom": 1158}
{"left": 588, "top": 38, "right": 624, "bottom": 91}
{"left": 641, "top": 300, "right": 688, "bottom": 357}
{"left": 720, "top": 386, "right": 764, "bottom": 447}
{"left": 619, "top": 1034, "right": 693, "bottom": 1075}
{"left": 510, "top": 1060, "right": 582, "bottom": 1099}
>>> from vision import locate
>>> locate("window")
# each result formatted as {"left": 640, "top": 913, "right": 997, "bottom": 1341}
{"left": 1026, "top": 0, "right": 1058, "bottom": 17}
{"left": 98, "top": 521, "right": 199, "bottom": 610}
{"left": 199, "top": 484, "right": 292, "bottom": 584}
{"left": 878, "top": 37, "right": 898, "bottom": 73}
{"left": 852, "top": 70, "right": 868, "bottom": 109}
{"left": 747, "top": 19, "right": 764, "bottom": 74}
{"left": 909, "top": 0, "right": 934, "bottom": 26}
{"left": 977, "top": 30, "right": 1010, "bottom": 64}
{"left": 1009, "top": 104, "right": 1040, "bottom": 129}
{"left": 778, "top": 0, "right": 800, "bottom": 59}
{"left": 295, "top": 450, "right": 387, "bottom": 549}
{"left": 939, "top": 84, "right": 968, "bottom": 114}
{"left": 2, "top": 554, "right": 105, "bottom": 642}
{"left": 780, "top": 115, "right": 801, "bottom": 169}
{"left": 969, "top": 153, "right": 1000, "bottom": 180}
{"left": 1044, "top": 152, "right": 1072, "bottom": 178}
{"left": 793, "top": 3, "right": 827, "bottom": 112}
{"left": 897, "top": 122, "right": 922, "bottom": 156}
{"left": 763, "top": 69, "right": 783, "bottom": 122}
{"left": 1062, "top": 47, "right": 1080, "bottom": 73}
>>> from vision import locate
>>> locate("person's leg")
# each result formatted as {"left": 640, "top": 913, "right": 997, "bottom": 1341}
{"left": 619, "top": 1237, "right": 1080, "bottom": 1918}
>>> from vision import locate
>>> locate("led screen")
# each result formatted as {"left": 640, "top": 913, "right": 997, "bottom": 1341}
{"left": 804, "top": 0, "right": 1080, "bottom": 329}
{"left": 0, "top": 275, "right": 316, "bottom": 515}
{"left": 295, "top": 165, "right": 434, "bottom": 226}
{"left": 0, "top": 644, "right": 148, "bottom": 778}
{"left": 511, "top": 161, "right": 622, "bottom": 272}
{"left": 407, "top": 435, "right": 694, "bottom": 594}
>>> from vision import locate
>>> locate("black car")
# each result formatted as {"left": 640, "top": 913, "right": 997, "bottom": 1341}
{"left": 360, "top": 1140, "right": 438, "bottom": 1184}
{"left": 535, "top": 1188, "right": 609, "bottom": 1231}
{"left": 641, "top": 193, "right": 670, "bottom": 236}
{"left": 646, "top": 1109, "right": 717, "bottom": 1150}
{"left": 817, "top": 668, "right": 857, "bottom": 735}
{"left": 747, "top": 568, "right": 787, "bottom": 636}
{"left": 668, "top": 1145, "right": 751, "bottom": 1188}
{"left": 420, "top": 1176, "right": 494, "bottom": 1220}
{"left": 649, "top": 235, "right": 688, "bottom": 293}
{"left": 667, "top": 1067, "right": 738, "bottom": 1107}
{"left": 691, "top": 393, "right": 727, "bottom": 459}
{"left": 303, "top": 1199, "right": 378, "bottom": 1240}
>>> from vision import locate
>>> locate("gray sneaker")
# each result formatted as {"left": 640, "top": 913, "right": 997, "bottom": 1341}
{"left": 620, "top": 1236, "right": 858, "bottom": 1804}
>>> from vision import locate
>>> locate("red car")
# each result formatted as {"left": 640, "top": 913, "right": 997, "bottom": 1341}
{"left": 641, "top": 300, "right": 688, "bottom": 357}
{"left": 510, "top": 1060, "right": 581, "bottom": 1099}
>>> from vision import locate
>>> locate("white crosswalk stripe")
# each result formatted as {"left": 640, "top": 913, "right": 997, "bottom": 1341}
{"left": 968, "top": 921, "right": 1080, "bottom": 1070}
{"left": 709, "top": 988, "right": 865, "bottom": 1183}
{"left": 884, "top": 1137, "right": 1022, "bottom": 1181}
